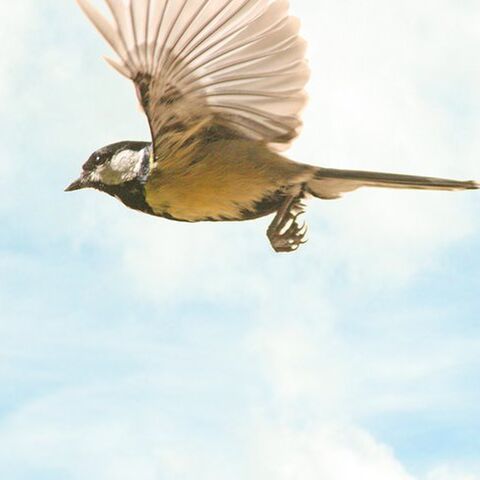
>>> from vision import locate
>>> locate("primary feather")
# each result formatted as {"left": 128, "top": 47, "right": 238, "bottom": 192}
{"left": 76, "top": 0, "right": 309, "bottom": 160}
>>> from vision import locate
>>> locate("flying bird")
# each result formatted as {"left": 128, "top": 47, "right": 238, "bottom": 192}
{"left": 67, "top": 0, "right": 478, "bottom": 253}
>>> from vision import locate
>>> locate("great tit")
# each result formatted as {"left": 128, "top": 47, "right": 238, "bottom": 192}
{"left": 67, "top": 0, "right": 478, "bottom": 253}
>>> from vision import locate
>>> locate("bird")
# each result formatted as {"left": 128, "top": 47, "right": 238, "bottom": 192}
{"left": 67, "top": 0, "right": 479, "bottom": 253}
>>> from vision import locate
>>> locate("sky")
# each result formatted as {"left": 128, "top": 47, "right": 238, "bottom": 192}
{"left": 0, "top": 1, "right": 479, "bottom": 479}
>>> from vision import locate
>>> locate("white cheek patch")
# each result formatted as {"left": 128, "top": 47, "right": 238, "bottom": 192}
{"left": 95, "top": 150, "right": 141, "bottom": 185}
{"left": 110, "top": 150, "right": 140, "bottom": 174}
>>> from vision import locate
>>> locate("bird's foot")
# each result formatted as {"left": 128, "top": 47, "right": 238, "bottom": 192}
{"left": 267, "top": 197, "right": 308, "bottom": 253}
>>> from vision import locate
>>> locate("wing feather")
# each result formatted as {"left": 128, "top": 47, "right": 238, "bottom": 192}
{"left": 77, "top": 0, "right": 310, "bottom": 160}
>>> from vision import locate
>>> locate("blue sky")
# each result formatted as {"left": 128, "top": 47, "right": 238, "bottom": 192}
{"left": 1, "top": 1, "right": 479, "bottom": 479}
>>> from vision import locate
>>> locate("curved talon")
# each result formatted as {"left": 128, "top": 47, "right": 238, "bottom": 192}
{"left": 267, "top": 195, "right": 309, "bottom": 253}
{"left": 285, "top": 222, "right": 300, "bottom": 237}
{"left": 292, "top": 211, "right": 304, "bottom": 222}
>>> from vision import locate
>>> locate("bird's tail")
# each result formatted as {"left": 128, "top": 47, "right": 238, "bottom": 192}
{"left": 307, "top": 167, "right": 479, "bottom": 200}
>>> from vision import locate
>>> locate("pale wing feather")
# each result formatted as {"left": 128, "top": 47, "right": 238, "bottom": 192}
{"left": 76, "top": 0, "right": 309, "bottom": 153}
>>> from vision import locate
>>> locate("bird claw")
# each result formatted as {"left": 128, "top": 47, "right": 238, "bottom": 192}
{"left": 267, "top": 197, "right": 309, "bottom": 253}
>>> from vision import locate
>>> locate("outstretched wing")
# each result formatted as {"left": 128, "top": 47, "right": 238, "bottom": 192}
{"left": 77, "top": 0, "right": 310, "bottom": 165}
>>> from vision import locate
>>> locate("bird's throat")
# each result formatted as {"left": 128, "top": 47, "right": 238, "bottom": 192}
{"left": 102, "top": 179, "right": 154, "bottom": 215}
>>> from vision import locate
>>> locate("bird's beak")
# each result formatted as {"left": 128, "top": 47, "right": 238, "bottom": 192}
{"left": 65, "top": 175, "right": 87, "bottom": 192}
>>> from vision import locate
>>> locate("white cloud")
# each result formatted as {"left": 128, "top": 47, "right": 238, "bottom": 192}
{"left": 253, "top": 424, "right": 414, "bottom": 480}
{"left": 0, "top": 381, "right": 416, "bottom": 480}
{"left": 426, "top": 465, "right": 480, "bottom": 480}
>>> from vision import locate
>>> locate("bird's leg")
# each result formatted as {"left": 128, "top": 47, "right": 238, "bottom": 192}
{"left": 267, "top": 194, "right": 308, "bottom": 253}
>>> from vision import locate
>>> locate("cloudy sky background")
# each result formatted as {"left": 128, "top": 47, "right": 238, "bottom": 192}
{"left": 1, "top": 1, "right": 479, "bottom": 479}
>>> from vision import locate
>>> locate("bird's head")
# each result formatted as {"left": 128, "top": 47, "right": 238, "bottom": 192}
{"left": 66, "top": 141, "right": 150, "bottom": 193}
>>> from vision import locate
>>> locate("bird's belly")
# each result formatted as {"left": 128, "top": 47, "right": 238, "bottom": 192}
{"left": 145, "top": 176, "right": 285, "bottom": 222}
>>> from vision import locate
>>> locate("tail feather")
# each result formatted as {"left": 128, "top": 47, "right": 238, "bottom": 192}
{"left": 308, "top": 167, "right": 479, "bottom": 200}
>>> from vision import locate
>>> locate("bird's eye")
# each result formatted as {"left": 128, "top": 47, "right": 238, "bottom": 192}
{"left": 82, "top": 152, "right": 106, "bottom": 171}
